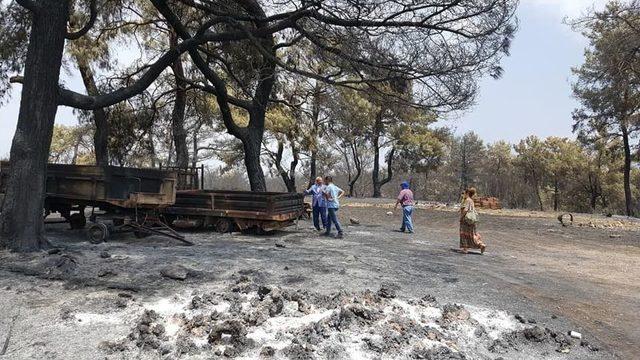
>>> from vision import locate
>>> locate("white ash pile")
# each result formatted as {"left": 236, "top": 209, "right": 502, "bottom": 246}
{"left": 99, "top": 274, "right": 602, "bottom": 359}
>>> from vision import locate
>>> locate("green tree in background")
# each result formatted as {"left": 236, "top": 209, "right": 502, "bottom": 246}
{"left": 514, "top": 136, "right": 548, "bottom": 211}
{"left": 396, "top": 126, "right": 448, "bottom": 199}
{"left": 572, "top": 1, "right": 640, "bottom": 216}
{"left": 543, "top": 137, "right": 586, "bottom": 211}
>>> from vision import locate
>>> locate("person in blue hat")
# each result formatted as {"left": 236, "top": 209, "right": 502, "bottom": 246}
{"left": 394, "top": 181, "right": 415, "bottom": 233}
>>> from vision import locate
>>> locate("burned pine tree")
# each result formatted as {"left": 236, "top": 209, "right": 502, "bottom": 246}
{"left": 152, "top": 0, "right": 518, "bottom": 192}
{"left": 571, "top": 3, "right": 640, "bottom": 217}
{"left": 0, "top": 0, "right": 78, "bottom": 251}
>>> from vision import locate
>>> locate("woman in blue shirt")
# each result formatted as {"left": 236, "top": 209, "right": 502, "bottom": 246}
{"left": 323, "top": 176, "right": 345, "bottom": 238}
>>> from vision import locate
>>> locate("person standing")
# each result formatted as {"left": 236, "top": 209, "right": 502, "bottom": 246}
{"left": 459, "top": 187, "right": 486, "bottom": 254}
{"left": 394, "top": 181, "right": 415, "bottom": 233}
{"left": 323, "top": 176, "right": 345, "bottom": 238}
{"left": 304, "top": 177, "right": 328, "bottom": 231}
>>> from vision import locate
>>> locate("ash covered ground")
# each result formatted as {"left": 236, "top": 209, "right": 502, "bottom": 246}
{"left": 0, "top": 199, "right": 637, "bottom": 359}
{"left": 98, "top": 277, "right": 602, "bottom": 359}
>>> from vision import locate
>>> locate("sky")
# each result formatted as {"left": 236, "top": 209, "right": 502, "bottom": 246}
{"left": 0, "top": 0, "right": 610, "bottom": 157}
{"left": 452, "top": 0, "right": 608, "bottom": 143}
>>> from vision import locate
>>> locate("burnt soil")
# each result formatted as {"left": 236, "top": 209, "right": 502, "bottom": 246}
{"left": 0, "top": 198, "right": 638, "bottom": 359}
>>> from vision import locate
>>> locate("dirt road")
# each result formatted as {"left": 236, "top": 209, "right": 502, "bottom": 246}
{"left": 0, "top": 199, "right": 637, "bottom": 359}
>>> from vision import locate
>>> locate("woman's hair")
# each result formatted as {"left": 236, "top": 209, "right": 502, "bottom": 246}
{"left": 324, "top": 176, "right": 333, "bottom": 183}
{"left": 466, "top": 187, "right": 477, "bottom": 198}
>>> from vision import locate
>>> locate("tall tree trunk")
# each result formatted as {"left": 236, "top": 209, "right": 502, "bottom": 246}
{"left": 423, "top": 170, "right": 430, "bottom": 200}
{"left": 372, "top": 146, "right": 395, "bottom": 198}
{"left": 308, "top": 82, "right": 323, "bottom": 188}
{"left": 621, "top": 126, "right": 634, "bottom": 216}
{"left": 343, "top": 149, "right": 353, "bottom": 196}
{"left": 380, "top": 147, "right": 395, "bottom": 187}
{"left": 372, "top": 139, "right": 381, "bottom": 197}
{"left": 308, "top": 150, "right": 317, "bottom": 188}
{"left": 534, "top": 178, "right": 544, "bottom": 211}
{"left": 0, "top": 1, "right": 69, "bottom": 252}
{"left": 348, "top": 143, "right": 362, "bottom": 197}
{"left": 288, "top": 142, "right": 299, "bottom": 193}
{"left": 371, "top": 113, "right": 383, "bottom": 198}
{"left": 536, "top": 188, "right": 544, "bottom": 211}
{"left": 588, "top": 173, "right": 598, "bottom": 211}
{"left": 601, "top": 193, "right": 609, "bottom": 209}
{"left": 274, "top": 140, "right": 298, "bottom": 193}
{"left": 243, "top": 127, "right": 267, "bottom": 192}
{"left": 75, "top": 55, "right": 109, "bottom": 166}
{"left": 170, "top": 32, "right": 188, "bottom": 168}
{"left": 553, "top": 179, "right": 559, "bottom": 211}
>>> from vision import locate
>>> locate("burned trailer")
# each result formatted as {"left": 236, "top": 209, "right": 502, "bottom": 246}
{"left": 0, "top": 162, "right": 191, "bottom": 245}
{"left": 1, "top": 162, "right": 305, "bottom": 243}
{"left": 163, "top": 190, "right": 305, "bottom": 233}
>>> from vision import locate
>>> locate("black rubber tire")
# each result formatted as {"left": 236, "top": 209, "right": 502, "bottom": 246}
{"left": 215, "top": 218, "right": 233, "bottom": 233}
{"left": 87, "top": 223, "right": 109, "bottom": 244}
{"left": 69, "top": 213, "right": 87, "bottom": 230}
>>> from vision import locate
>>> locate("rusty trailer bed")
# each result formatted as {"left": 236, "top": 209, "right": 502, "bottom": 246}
{"left": 1, "top": 161, "right": 304, "bottom": 236}
{"left": 1, "top": 161, "right": 177, "bottom": 210}
{"left": 43, "top": 163, "right": 177, "bottom": 210}
{"left": 162, "top": 190, "right": 305, "bottom": 232}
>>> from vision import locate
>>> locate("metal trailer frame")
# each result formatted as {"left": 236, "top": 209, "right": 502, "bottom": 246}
{"left": 159, "top": 164, "right": 205, "bottom": 191}
{"left": 0, "top": 162, "right": 193, "bottom": 245}
{"left": 163, "top": 190, "right": 306, "bottom": 233}
{"left": 2, "top": 162, "right": 306, "bottom": 241}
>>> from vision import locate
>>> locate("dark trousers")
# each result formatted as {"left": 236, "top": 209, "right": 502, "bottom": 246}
{"left": 325, "top": 207, "right": 343, "bottom": 234}
{"left": 312, "top": 205, "right": 328, "bottom": 230}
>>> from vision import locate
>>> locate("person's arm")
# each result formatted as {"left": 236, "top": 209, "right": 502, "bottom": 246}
{"left": 395, "top": 190, "right": 404, "bottom": 210}
{"left": 323, "top": 187, "right": 332, "bottom": 200}
{"left": 460, "top": 199, "right": 469, "bottom": 218}
{"left": 305, "top": 185, "right": 318, "bottom": 195}
{"left": 337, "top": 188, "right": 345, "bottom": 199}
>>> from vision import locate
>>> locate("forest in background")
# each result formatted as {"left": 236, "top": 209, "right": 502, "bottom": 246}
{"left": 45, "top": 122, "right": 640, "bottom": 216}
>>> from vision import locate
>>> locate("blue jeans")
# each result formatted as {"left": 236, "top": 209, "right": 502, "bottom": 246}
{"left": 401, "top": 206, "right": 414, "bottom": 233}
{"left": 312, "top": 205, "right": 328, "bottom": 230}
{"left": 325, "top": 207, "right": 343, "bottom": 234}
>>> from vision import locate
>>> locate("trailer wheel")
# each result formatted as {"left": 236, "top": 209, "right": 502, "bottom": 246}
{"left": 254, "top": 226, "right": 267, "bottom": 235}
{"left": 87, "top": 223, "right": 109, "bottom": 244}
{"left": 214, "top": 218, "right": 233, "bottom": 233}
{"left": 69, "top": 213, "right": 87, "bottom": 230}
